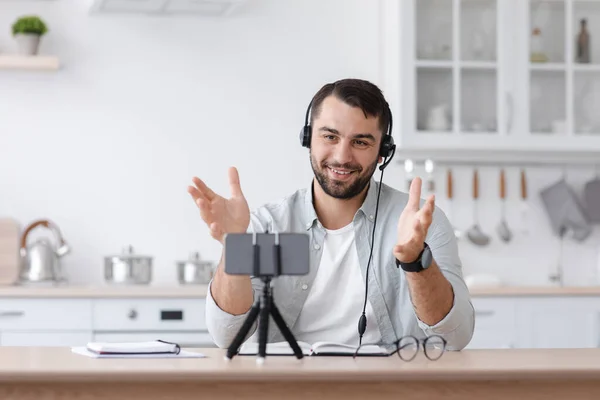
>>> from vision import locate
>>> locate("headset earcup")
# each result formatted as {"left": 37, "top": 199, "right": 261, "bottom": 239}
{"left": 300, "top": 125, "right": 312, "bottom": 148}
{"left": 379, "top": 134, "right": 394, "bottom": 158}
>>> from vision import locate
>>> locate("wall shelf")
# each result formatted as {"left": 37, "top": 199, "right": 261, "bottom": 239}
{"left": 393, "top": 147, "right": 600, "bottom": 167}
{"left": 0, "top": 55, "right": 60, "bottom": 71}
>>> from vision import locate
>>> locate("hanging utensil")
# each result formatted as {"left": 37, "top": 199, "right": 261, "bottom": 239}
{"left": 496, "top": 168, "right": 513, "bottom": 243}
{"left": 467, "top": 168, "right": 491, "bottom": 246}
{"left": 425, "top": 159, "right": 435, "bottom": 194}
{"left": 404, "top": 159, "right": 414, "bottom": 191}
{"left": 519, "top": 169, "right": 530, "bottom": 235}
{"left": 446, "top": 168, "right": 462, "bottom": 239}
{"left": 584, "top": 164, "right": 600, "bottom": 224}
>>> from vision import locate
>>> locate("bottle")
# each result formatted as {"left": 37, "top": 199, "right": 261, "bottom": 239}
{"left": 531, "top": 27, "right": 548, "bottom": 63}
{"left": 576, "top": 18, "right": 590, "bottom": 63}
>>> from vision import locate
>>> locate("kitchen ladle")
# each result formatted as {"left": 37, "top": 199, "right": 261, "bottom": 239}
{"left": 446, "top": 168, "right": 462, "bottom": 239}
{"left": 496, "top": 168, "right": 513, "bottom": 243}
{"left": 467, "top": 168, "right": 491, "bottom": 246}
{"left": 519, "top": 169, "right": 530, "bottom": 235}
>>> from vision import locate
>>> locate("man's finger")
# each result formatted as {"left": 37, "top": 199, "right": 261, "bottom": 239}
{"left": 407, "top": 177, "right": 422, "bottom": 211}
{"left": 187, "top": 185, "right": 207, "bottom": 203}
{"left": 228, "top": 167, "right": 244, "bottom": 198}
{"left": 192, "top": 177, "right": 216, "bottom": 201}
{"left": 196, "top": 198, "right": 214, "bottom": 225}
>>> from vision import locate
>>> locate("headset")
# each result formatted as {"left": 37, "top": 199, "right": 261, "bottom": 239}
{"left": 300, "top": 96, "right": 397, "bottom": 345}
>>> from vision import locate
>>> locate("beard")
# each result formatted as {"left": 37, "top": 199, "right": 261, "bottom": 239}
{"left": 310, "top": 152, "right": 378, "bottom": 200}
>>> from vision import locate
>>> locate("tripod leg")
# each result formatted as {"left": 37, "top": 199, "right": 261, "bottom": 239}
{"left": 270, "top": 302, "right": 304, "bottom": 359}
{"left": 256, "top": 290, "right": 270, "bottom": 363}
{"left": 225, "top": 301, "right": 261, "bottom": 360}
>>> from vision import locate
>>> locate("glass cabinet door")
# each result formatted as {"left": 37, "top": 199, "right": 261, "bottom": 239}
{"left": 527, "top": 0, "right": 600, "bottom": 138}
{"left": 405, "top": 0, "right": 505, "bottom": 149}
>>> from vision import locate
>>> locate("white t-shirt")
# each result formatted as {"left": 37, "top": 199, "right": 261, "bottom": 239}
{"left": 293, "top": 222, "right": 382, "bottom": 347}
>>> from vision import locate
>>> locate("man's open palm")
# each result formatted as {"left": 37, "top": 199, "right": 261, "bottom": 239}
{"left": 394, "top": 177, "right": 435, "bottom": 263}
{"left": 188, "top": 167, "right": 250, "bottom": 244}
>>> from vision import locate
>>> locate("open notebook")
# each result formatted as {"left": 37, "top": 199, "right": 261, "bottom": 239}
{"left": 238, "top": 341, "right": 389, "bottom": 357}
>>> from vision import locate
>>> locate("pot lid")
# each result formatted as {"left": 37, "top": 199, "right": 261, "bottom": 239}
{"left": 106, "top": 245, "right": 152, "bottom": 260}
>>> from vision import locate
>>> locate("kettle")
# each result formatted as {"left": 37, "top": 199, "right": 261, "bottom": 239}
{"left": 19, "top": 219, "right": 71, "bottom": 284}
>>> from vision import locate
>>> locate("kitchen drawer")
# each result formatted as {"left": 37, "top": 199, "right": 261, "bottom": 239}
{"left": 471, "top": 297, "right": 516, "bottom": 327}
{"left": 0, "top": 299, "right": 92, "bottom": 331}
{"left": 93, "top": 331, "right": 216, "bottom": 347}
{"left": 92, "top": 298, "right": 206, "bottom": 331}
{"left": 1, "top": 331, "right": 92, "bottom": 346}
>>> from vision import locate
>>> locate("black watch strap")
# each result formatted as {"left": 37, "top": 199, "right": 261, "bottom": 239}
{"left": 395, "top": 243, "right": 428, "bottom": 272}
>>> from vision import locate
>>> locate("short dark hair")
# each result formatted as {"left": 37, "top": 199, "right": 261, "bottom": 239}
{"left": 309, "top": 78, "right": 390, "bottom": 136}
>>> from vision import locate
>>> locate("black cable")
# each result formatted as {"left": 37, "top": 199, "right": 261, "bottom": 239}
{"left": 357, "top": 163, "right": 386, "bottom": 346}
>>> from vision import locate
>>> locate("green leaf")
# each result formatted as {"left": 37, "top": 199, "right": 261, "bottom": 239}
{"left": 12, "top": 15, "right": 48, "bottom": 36}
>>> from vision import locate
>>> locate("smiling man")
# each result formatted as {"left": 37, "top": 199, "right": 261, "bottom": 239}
{"left": 188, "top": 78, "right": 475, "bottom": 351}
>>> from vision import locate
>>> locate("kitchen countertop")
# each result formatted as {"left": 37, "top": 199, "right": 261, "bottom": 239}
{"left": 0, "top": 284, "right": 209, "bottom": 298}
{"left": 1, "top": 347, "right": 599, "bottom": 400}
{"left": 2, "top": 284, "right": 600, "bottom": 298}
{"left": 467, "top": 285, "right": 600, "bottom": 296}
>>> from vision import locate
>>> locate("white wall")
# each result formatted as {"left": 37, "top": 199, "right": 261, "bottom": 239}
{"left": 1, "top": 0, "right": 600, "bottom": 288}
{"left": 0, "top": 0, "right": 382, "bottom": 285}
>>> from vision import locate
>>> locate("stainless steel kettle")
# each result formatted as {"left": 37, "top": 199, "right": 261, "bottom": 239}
{"left": 19, "top": 219, "right": 71, "bottom": 284}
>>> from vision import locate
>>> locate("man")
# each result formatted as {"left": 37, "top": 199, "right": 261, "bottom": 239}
{"left": 188, "top": 78, "right": 474, "bottom": 351}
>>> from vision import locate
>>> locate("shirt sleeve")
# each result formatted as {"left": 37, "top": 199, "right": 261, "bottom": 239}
{"left": 204, "top": 277, "right": 263, "bottom": 348}
{"left": 414, "top": 206, "right": 476, "bottom": 351}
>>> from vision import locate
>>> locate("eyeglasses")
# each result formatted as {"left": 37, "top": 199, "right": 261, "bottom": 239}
{"left": 353, "top": 335, "right": 447, "bottom": 361}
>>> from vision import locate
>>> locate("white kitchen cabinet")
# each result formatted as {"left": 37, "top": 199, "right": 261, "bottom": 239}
{"left": 468, "top": 295, "right": 600, "bottom": 349}
{"left": 0, "top": 296, "right": 215, "bottom": 348}
{"left": 381, "top": 0, "right": 600, "bottom": 157}
{"left": 1, "top": 332, "right": 92, "bottom": 347}
{"left": 515, "top": 296, "right": 600, "bottom": 348}
{"left": 0, "top": 299, "right": 92, "bottom": 331}
{"left": 92, "top": 298, "right": 206, "bottom": 331}
{"left": 467, "top": 297, "right": 517, "bottom": 349}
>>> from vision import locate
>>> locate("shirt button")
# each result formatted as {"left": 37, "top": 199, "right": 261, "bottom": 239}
{"left": 369, "top": 215, "right": 374, "bottom": 220}
{"left": 314, "top": 243, "right": 321, "bottom": 250}
{"left": 302, "top": 284, "right": 308, "bottom": 290}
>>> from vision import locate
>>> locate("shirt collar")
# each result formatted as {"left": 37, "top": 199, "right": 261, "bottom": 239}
{"left": 303, "top": 178, "right": 380, "bottom": 230}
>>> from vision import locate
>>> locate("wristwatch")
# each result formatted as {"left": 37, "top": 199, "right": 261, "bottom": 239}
{"left": 396, "top": 242, "right": 432, "bottom": 273}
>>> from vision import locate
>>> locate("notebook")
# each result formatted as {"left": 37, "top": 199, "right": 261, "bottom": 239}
{"left": 87, "top": 340, "right": 181, "bottom": 355}
{"left": 71, "top": 340, "right": 206, "bottom": 358}
{"left": 238, "top": 341, "right": 389, "bottom": 357}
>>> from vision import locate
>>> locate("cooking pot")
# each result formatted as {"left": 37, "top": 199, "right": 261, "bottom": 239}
{"left": 104, "top": 245, "right": 152, "bottom": 285}
{"left": 177, "top": 252, "right": 214, "bottom": 285}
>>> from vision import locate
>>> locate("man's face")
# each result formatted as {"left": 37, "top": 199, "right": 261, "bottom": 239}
{"left": 309, "top": 95, "right": 383, "bottom": 200}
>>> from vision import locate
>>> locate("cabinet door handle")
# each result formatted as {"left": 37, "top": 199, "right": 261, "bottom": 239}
{"left": 475, "top": 310, "right": 495, "bottom": 317}
{"left": 0, "top": 311, "right": 24, "bottom": 317}
{"left": 506, "top": 92, "right": 513, "bottom": 134}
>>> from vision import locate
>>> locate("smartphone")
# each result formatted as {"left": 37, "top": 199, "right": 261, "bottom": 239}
{"left": 224, "top": 232, "right": 310, "bottom": 276}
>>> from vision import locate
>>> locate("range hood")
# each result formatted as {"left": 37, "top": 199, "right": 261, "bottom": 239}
{"left": 90, "top": 0, "right": 247, "bottom": 16}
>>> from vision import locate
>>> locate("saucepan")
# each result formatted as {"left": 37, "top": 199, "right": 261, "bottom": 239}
{"left": 176, "top": 252, "right": 214, "bottom": 285}
{"left": 104, "top": 245, "right": 153, "bottom": 285}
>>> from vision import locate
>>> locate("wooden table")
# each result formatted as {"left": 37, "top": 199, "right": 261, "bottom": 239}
{"left": 1, "top": 347, "right": 600, "bottom": 399}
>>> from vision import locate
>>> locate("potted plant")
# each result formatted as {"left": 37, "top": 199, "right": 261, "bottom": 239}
{"left": 11, "top": 15, "right": 48, "bottom": 56}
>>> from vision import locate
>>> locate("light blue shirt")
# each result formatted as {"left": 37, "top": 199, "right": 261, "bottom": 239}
{"left": 205, "top": 178, "right": 475, "bottom": 350}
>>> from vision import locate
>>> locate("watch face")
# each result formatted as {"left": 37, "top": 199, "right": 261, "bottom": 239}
{"left": 421, "top": 246, "right": 433, "bottom": 269}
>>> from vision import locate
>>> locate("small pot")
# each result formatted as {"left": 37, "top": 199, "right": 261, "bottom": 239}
{"left": 15, "top": 33, "right": 41, "bottom": 55}
{"left": 104, "top": 245, "right": 152, "bottom": 285}
{"left": 177, "top": 252, "right": 214, "bottom": 285}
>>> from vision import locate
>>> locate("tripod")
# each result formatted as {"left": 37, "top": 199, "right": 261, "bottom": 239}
{"left": 225, "top": 232, "right": 304, "bottom": 362}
